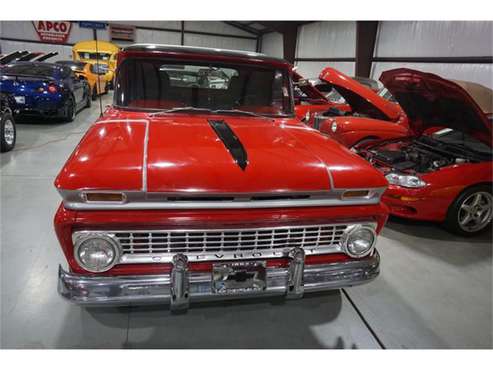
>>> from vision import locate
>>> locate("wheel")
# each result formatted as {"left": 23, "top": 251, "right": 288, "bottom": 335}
{"left": 85, "top": 90, "right": 92, "bottom": 108}
{"left": 91, "top": 86, "right": 98, "bottom": 101}
{"left": 444, "top": 185, "right": 492, "bottom": 236}
{"left": 63, "top": 96, "right": 76, "bottom": 122}
{"left": 0, "top": 112, "right": 16, "bottom": 152}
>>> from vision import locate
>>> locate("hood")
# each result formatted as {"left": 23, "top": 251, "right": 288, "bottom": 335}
{"left": 319, "top": 67, "right": 402, "bottom": 122}
{"left": 380, "top": 68, "right": 492, "bottom": 146}
{"left": 55, "top": 115, "right": 387, "bottom": 193}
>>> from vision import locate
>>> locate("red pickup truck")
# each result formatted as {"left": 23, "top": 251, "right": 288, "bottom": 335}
{"left": 55, "top": 44, "right": 388, "bottom": 311}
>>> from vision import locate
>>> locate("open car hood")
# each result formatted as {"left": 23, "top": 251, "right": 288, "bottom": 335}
{"left": 319, "top": 67, "right": 402, "bottom": 122}
{"left": 380, "top": 68, "right": 492, "bottom": 147}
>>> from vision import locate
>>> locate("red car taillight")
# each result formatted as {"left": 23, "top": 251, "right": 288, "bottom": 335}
{"left": 38, "top": 83, "right": 58, "bottom": 94}
{"left": 47, "top": 84, "right": 58, "bottom": 94}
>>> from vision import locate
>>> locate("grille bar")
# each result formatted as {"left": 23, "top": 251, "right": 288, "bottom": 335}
{"left": 113, "top": 224, "right": 348, "bottom": 256}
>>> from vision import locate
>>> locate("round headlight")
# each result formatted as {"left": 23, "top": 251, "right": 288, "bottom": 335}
{"left": 343, "top": 225, "right": 376, "bottom": 258}
{"left": 74, "top": 234, "right": 120, "bottom": 272}
{"left": 331, "top": 121, "right": 337, "bottom": 133}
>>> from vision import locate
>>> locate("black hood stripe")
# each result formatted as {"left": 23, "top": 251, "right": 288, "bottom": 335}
{"left": 208, "top": 119, "right": 248, "bottom": 170}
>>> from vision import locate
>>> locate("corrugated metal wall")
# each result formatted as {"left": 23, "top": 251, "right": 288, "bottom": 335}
{"left": 372, "top": 21, "right": 493, "bottom": 88}
{"left": 0, "top": 21, "right": 256, "bottom": 58}
{"left": 294, "top": 21, "right": 356, "bottom": 77}
{"left": 261, "top": 32, "right": 283, "bottom": 58}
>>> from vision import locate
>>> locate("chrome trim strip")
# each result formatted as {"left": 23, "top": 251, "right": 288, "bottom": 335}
{"left": 59, "top": 188, "right": 386, "bottom": 211}
{"left": 57, "top": 251, "right": 380, "bottom": 307}
{"left": 142, "top": 120, "right": 150, "bottom": 192}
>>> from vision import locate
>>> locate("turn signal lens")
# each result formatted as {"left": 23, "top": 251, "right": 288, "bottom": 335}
{"left": 84, "top": 192, "right": 125, "bottom": 202}
{"left": 342, "top": 190, "right": 370, "bottom": 199}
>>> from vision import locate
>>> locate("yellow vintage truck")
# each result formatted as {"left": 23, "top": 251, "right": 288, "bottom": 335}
{"left": 72, "top": 40, "right": 120, "bottom": 89}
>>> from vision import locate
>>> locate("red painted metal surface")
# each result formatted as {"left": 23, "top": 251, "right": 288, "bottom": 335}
{"left": 54, "top": 202, "right": 388, "bottom": 275}
{"left": 54, "top": 46, "right": 390, "bottom": 276}
{"left": 313, "top": 67, "right": 410, "bottom": 148}
{"left": 364, "top": 69, "right": 493, "bottom": 222}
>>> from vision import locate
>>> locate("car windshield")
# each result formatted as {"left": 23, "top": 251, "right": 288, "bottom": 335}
{"left": 2, "top": 63, "right": 56, "bottom": 77}
{"left": 114, "top": 59, "right": 293, "bottom": 117}
{"left": 78, "top": 52, "right": 112, "bottom": 61}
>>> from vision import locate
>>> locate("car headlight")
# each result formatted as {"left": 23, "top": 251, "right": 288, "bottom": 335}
{"left": 385, "top": 173, "right": 426, "bottom": 188}
{"left": 331, "top": 121, "right": 337, "bottom": 133}
{"left": 73, "top": 233, "right": 121, "bottom": 272}
{"left": 342, "top": 224, "right": 376, "bottom": 258}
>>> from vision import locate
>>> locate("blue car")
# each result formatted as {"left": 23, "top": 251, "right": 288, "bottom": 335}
{"left": 0, "top": 62, "right": 91, "bottom": 122}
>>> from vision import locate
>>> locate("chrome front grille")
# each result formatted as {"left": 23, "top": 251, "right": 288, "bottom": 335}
{"left": 111, "top": 224, "right": 349, "bottom": 263}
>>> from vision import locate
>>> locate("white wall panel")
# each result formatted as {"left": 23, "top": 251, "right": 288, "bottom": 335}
{"left": 261, "top": 32, "right": 283, "bottom": 58}
{"left": 296, "top": 21, "right": 356, "bottom": 58}
{"left": 295, "top": 61, "right": 355, "bottom": 79}
{"left": 135, "top": 28, "right": 181, "bottom": 45}
{"left": 371, "top": 62, "right": 493, "bottom": 89}
{"left": 375, "top": 21, "right": 493, "bottom": 57}
{"left": 185, "top": 21, "right": 252, "bottom": 37}
{"left": 113, "top": 21, "right": 181, "bottom": 30}
{"left": 184, "top": 34, "right": 256, "bottom": 52}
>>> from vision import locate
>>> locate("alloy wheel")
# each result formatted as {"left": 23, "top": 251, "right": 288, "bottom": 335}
{"left": 3, "top": 118, "right": 15, "bottom": 145}
{"left": 457, "top": 191, "right": 492, "bottom": 232}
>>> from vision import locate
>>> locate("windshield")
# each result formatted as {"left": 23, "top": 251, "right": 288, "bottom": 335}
{"left": 378, "top": 87, "right": 397, "bottom": 103}
{"left": 114, "top": 59, "right": 293, "bottom": 116}
{"left": 78, "top": 52, "right": 112, "bottom": 61}
{"left": 2, "top": 64, "right": 56, "bottom": 77}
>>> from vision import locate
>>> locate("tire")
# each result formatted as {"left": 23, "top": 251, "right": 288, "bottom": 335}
{"left": 0, "top": 112, "right": 16, "bottom": 152}
{"left": 91, "top": 86, "right": 98, "bottom": 101}
{"left": 63, "top": 96, "right": 76, "bottom": 122}
{"left": 443, "top": 184, "right": 492, "bottom": 236}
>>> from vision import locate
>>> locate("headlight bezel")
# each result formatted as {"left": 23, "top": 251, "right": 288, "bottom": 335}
{"left": 385, "top": 172, "right": 427, "bottom": 188}
{"left": 342, "top": 224, "right": 377, "bottom": 258}
{"left": 73, "top": 232, "right": 121, "bottom": 273}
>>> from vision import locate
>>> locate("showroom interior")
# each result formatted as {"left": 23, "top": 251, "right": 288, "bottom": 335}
{"left": 0, "top": 20, "right": 492, "bottom": 349}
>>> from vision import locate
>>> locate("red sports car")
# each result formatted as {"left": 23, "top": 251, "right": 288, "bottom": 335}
{"left": 54, "top": 44, "right": 389, "bottom": 310}
{"left": 360, "top": 68, "right": 492, "bottom": 236}
{"left": 313, "top": 67, "right": 410, "bottom": 149}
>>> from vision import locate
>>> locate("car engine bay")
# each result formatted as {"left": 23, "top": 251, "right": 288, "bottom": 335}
{"left": 361, "top": 130, "right": 492, "bottom": 174}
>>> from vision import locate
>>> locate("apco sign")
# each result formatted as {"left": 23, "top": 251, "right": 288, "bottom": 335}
{"left": 32, "top": 21, "right": 72, "bottom": 44}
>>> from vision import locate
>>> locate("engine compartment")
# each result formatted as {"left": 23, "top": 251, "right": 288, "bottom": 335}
{"left": 362, "top": 130, "right": 492, "bottom": 174}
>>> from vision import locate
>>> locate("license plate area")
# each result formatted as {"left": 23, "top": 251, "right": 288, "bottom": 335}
{"left": 212, "top": 261, "right": 266, "bottom": 295}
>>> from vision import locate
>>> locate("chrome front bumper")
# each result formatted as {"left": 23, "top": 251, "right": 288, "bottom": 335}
{"left": 58, "top": 250, "right": 379, "bottom": 311}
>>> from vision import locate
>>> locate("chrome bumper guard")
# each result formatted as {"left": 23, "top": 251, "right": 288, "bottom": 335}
{"left": 58, "top": 250, "right": 379, "bottom": 310}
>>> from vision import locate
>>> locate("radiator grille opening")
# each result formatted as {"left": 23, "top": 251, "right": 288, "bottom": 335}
{"left": 114, "top": 224, "right": 348, "bottom": 256}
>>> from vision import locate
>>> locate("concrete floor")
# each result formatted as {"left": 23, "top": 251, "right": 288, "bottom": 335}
{"left": 1, "top": 94, "right": 491, "bottom": 348}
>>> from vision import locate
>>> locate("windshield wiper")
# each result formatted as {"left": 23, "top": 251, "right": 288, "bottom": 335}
{"left": 149, "top": 107, "right": 212, "bottom": 116}
{"left": 212, "top": 109, "right": 271, "bottom": 119}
